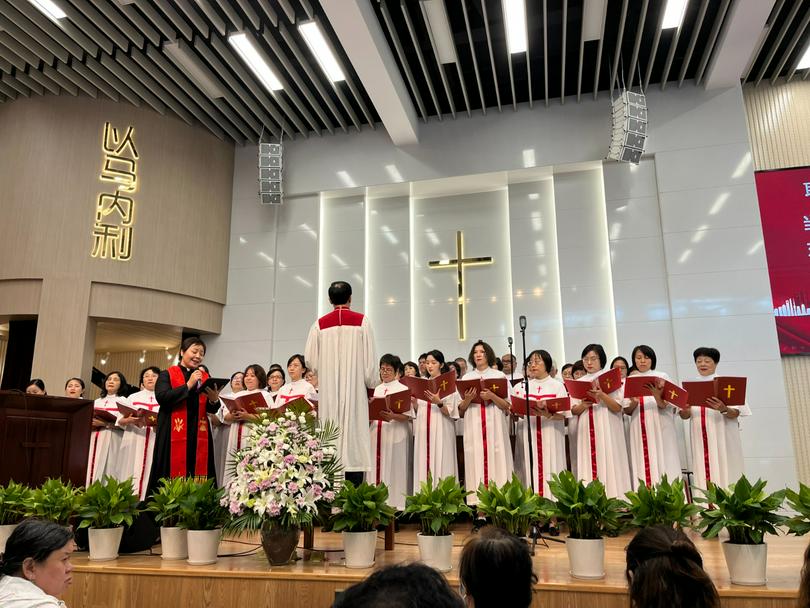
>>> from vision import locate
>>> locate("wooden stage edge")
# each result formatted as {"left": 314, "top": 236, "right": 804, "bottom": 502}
{"left": 64, "top": 525, "right": 806, "bottom": 608}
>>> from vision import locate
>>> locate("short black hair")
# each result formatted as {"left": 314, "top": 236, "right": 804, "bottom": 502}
{"left": 287, "top": 354, "right": 307, "bottom": 371}
{"left": 631, "top": 346, "right": 657, "bottom": 370}
{"left": 571, "top": 360, "right": 585, "bottom": 374}
{"left": 693, "top": 347, "right": 720, "bottom": 364}
{"left": 561, "top": 363, "right": 573, "bottom": 375}
{"left": 139, "top": 366, "right": 161, "bottom": 386}
{"left": 333, "top": 563, "right": 464, "bottom": 608}
{"left": 526, "top": 349, "right": 553, "bottom": 374}
{"left": 0, "top": 518, "right": 74, "bottom": 576}
{"left": 328, "top": 281, "right": 352, "bottom": 305}
{"left": 26, "top": 378, "right": 46, "bottom": 392}
{"left": 379, "top": 354, "right": 404, "bottom": 376}
{"left": 266, "top": 365, "right": 285, "bottom": 384}
{"left": 181, "top": 336, "right": 206, "bottom": 354}
{"left": 243, "top": 363, "right": 268, "bottom": 389}
{"left": 448, "top": 361, "right": 462, "bottom": 377}
{"left": 64, "top": 377, "right": 85, "bottom": 391}
{"left": 403, "top": 361, "right": 419, "bottom": 375}
{"left": 101, "top": 371, "right": 128, "bottom": 398}
{"left": 581, "top": 344, "right": 607, "bottom": 369}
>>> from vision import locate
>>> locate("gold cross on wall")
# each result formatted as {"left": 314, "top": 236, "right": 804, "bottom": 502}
{"left": 428, "top": 230, "right": 494, "bottom": 341}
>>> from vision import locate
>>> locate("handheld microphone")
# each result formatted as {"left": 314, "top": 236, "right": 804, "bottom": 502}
{"left": 519, "top": 315, "right": 527, "bottom": 331}
{"left": 507, "top": 336, "right": 513, "bottom": 347}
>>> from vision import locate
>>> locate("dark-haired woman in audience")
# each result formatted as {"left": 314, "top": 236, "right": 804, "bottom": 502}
{"left": 680, "top": 347, "right": 751, "bottom": 491}
{"left": 0, "top": 519, "right": 76, "bottom": 607}
{"left": 799, "top": 542, "right": 810, "bottom": 608}
{"left": 64, "top": 377, "right": 85, "bottom": 399}
{"left": 275, "top": 355, "right": 317, "bottom": 409}
{"left": 611, "top": 356, "right": 630, "bottom": 378}
{"left": 403, "top": 361, "right": 419, "bottom": 378}
{"left": 86, "top": 371, "right": 129, "bottom": 485}
{"left": 221, "top": 363, "right": 272, "bottom": 488}
{"left": 623, "top": 346, "right": 681, "bottom": 488}
{"left": 25, "top": 379, "right": 46, "bottom": 395}
{"left": 119, "top": 366, "right": 161, "bottom": 500}
{"left": 457, "top": 341, "right": 513, "bottom": 505}
{"left": 513, "top": 350, "right": 568, "bottom": 504}
{"left": 571, "top": 344, "right": 631, "bottom": 498}
{"left": 626, "top": 525, "right": 719, "bottom": 608}
{"left": 459, "top": 526, "right": 536, "bottom": 608}
{"left": 367, "top": 354, "right": 413, "bottom": 511}
{"left": 413, "top": 350, "right": 459, "bottom": 487}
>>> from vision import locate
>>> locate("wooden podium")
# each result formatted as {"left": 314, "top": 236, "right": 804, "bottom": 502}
{"left": 0, "top": 391, "right": 93, "bottom": 487}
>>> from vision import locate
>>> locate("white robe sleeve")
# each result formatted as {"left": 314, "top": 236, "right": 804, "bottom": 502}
{"left": 304, "top": 321, "right": 320, "bottom": 374}
{"left": 362, "top": 316, "right": 378, "bottom": 388}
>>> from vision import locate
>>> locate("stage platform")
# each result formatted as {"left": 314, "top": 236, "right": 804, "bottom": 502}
{"left": 62, "top": 524, "right": 804, "bottom": 608}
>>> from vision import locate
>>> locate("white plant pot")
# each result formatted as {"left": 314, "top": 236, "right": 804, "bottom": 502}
{"left": 0, "top": 524, "right": 18, "bottom": 554}
{"left": 88, "top": 527, "right": 124, "bottom": 562}
{"left": 566, "top": 537, "right": 605, "bottom": 579}
{"left": 722, "top": 541, "right": 768, "bottom": 586}
{"left": 187, "top": 529, "right": 221, "bottom": 565}
{"left": 342, "top": 531, "right": 378, "bottom": 568}
{"left": 160, "top": 526, "right": 188, "bottom": 560}
{"left": 417, "top": 533, "right": 454, "bottom": 572}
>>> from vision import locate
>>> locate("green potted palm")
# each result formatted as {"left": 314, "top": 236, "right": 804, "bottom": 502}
{"left": 404, "top": 475, "right": 471, "bottom": 572}
{"left": 476, "top": 474, "right": 552, "bottom": 537}
{"left": 0, "top": 481, "right": 31, "bottom": 552}
{"left": 24, "top": 478, "right": 81, "bottom": 526}
{"left": 146, "top": 477, "right": 193, "bottom": 560}
{"left": 332, "top": 480, "right": 395, "bottom": 568}
{"left": 625, "top": 475, "right": 699, "bottom": 529}
{"left": 785, "top": 483, "right": 810, "bottom": 536}
{"left": 77, "top": 476, "right": 140, "bottom": 561}
{"left": 547, "top": 471, "right": 627, "bottom": 579}
{"left": 178, "top": 478, "right": 229, "bottom": 565}
{"left": 697, "top": 475, "right": 786, "bottom": 586}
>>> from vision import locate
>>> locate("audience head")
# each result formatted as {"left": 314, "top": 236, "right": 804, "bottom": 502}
{"left": 328, "top": 281, "right": 352, "bottom": 306}
{"left": 799, "top": 542, "right": 810, "bottom": 608}
{"left": 693, "top": 347, "right": 720, "bottom": 377}
{"left": 403, "top": 361, "right": 419, "bottom": 377}
{"left": 425, "top": 350, "right": 447, "bottom": 377}
{"left": 379, "top": 354, "right": 403, "bottom": 383}
{"left": 179, "top": 337, "right": 206, "bottom": 369}
{"left": 230, "top": 371, "right": 245, "bottom": 393}
{"left": 0, "top": 519, "right": 75, "bottom": 599}
{"left": 468, "top": 340, "right": 496, "bottom": 370}
{"left": 560, "top": 363, "right": 574, "bottom": 381}
{"left": 631, "top": 346, "right": 657, "bottom": 373}
{"left": 625, "top": 525, "right": 719, "bottom": 608}
{"left": 333, "top": 563, "right": 464, "bottom": 608}
{"left": 454, "top": 357, "right": 468, "bottom": 376}
{"left": 611, "top": 356, "right": 631, "bottom": 378}
{"left": 571, "top": 360, "right": 586, "bottom": 379}
{"left": 25, "top": 379, "right": 47, "bottom": 395}
{"left": 459, "top": 526, "right": 536, "bottom": 608}
{"left": 64, "top": 377, "right": 85, "bottom": 398}
{"left": 266, "top": 366, "right": 284, "bottom": 392}
{"left": 101, "top": 371, "right": 127, "bottom": 398}
{"left": 581, "top": 344, "right": 607, "bottom": 374}
{"left": 286, "top": 354, "right": 307, "bottom": 381}
{"left": 243, "top": 364, "right": 267, "bottom": 391}
{"left": 139, "top": 366, "right": 160, "bottom": 391}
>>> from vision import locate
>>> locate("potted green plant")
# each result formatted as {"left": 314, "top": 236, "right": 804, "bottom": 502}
{"left": 547, "top": 471, "right": 627, "bottom": 579}
{"left": 24, "top": 478, "right": 81, "bottom": 526}
{"left": 77, "top": 476, "right": 140, "bottom": 561}
{"left": 785, "top": 483, "right": 810, "bottom": 536}
{"left": 146, "top": 477, "right": 193, "bottom": 560}
{"left": 697, "top": 475, "right": 786, "bottom": 586}
{"left": 332, "top": 480, "right": 395, "bottom": 568}
{"left": 223, "top": 407, "right": 340, "bottom": 566}
{"left": 404, "top": 474, "right": 472, "bottom": 572}
{"left": 0, "top": 480, "right": 31, "bottom": 552}
{"left": 625, "top": 475, "right": 699, "bottom": 529}
{"left": 178, "top": 478, "right": 230, "bottom": 565}
{"left": 476, "top": 474, "right": 552, "bottom": 537}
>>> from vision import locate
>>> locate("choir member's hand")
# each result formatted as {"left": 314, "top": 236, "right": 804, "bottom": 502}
{"left": 187, "top": 369, "right": 203, "bottom": 390}
{"left": 424, "top": 389, "right": 441, "bottom": 404}
{"left": 588, "top": 388, "right": 604, "bottom": 403}
{"left": 627, "top": 397, "right": 639, "bottom": 408}
{"left": 706, "top": 396, "right": 726, "bottom": 411}
{"left": 118, "top": 415, "right": 140, "bottom": 427}
{"left": 379, "top": 409, "right": 394, "bottom": 422}
{"left": 231, "top": 410, "right": 247, "bottom": 421}
{"left": 208, "top": 413, "right": 222, "bottom": 428}
{"left": 479, "top": 388, "right": 494, "bottom": 402}
{"left": 530, "top": 402, "right": 544, "bottom": 416}
{"left": 462, "top": 387, "right": 477, "bottom": 404}
{"left": 647, "top": 381, "right": 663, "bottom": 400}
{"left": 204, "top": 386, "right": 220, "bottom": 403}
{"left": 92, "top": 418, "right": 107, "bottom": 428}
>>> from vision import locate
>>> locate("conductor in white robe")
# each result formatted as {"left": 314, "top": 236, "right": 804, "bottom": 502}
{"left": 305, "top": 281, "right": 377, "bottom": 482}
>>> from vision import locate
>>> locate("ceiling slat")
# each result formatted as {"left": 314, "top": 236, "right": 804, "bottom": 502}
{"left": 694, "top": 0, "right": 732, "bottom": 86}
{"left": 57, "top": 1, "right": 114, "bottom": 55}
{"left": 754, "top": 0, "right": 804, "bottom": 86}
{"left": 117, "top": 4, "right": 162, "bottom": 46}
{"left": 232, "top": 0, "right": 262, "bottom": 30}
{"left": 84, "top": 54, "right": 142, "bottom": 105}
{"left": 174, "top": 0, "right": 210, "bottom": 38}
{"left": 0, "top": 73, "right": 26, "bottom": 98}
{"left": 55, "top": 60, "right": 97, "bottom": 97}
{"left": 0, "top": 55, "right": 11, "bottom": 74}
{"left": 87, "top": 0, "right": 145, "bottom": 49}
{"left": 212, "top": 0, "right": 243, "bottom": 31}
{"left": 0, "top": 20, "right": 53, "bottom": 66}
{"left": 152, "top": 0, "right": 194, "bottom": 42}
{"left": 2, "top": 0, "right": 83, "bottom": 61}
{"left": 379, "top": 0, "right": 428, "bottom": 122}
{"left": 642, "top": 5, "right": 664, "bottom": 91}
{"left": 542, "top": 0, "right": 548, "bottom": 106}
{"left": 678, "top": 0, "right": 710, "bottom": 87}
{"left": 71, "top": 56, "right": 122, "bottom": 101}
{"left": 560, "top": 0, "right": 567, "bottom": 104}
{"left": 401, "top": 1, "right": 443, "bottom": 119}
{"left": 0, "top": 41, "right": 26, "bottom": 71}
{"left": 419, "top": 1, "right": 456, "bottom": 118}
{"left": 592, "top": 0, "right": 608, "bottom": 99}
{"left": 460, "top": 0, "right": 485, "bottom": 115}
{"left": 27, "top": 67, "right": 60, "bottom": 94}
{"left": 480, "top": 0, "right": 502, "bottom": 112}
{"left": 609, "top": 0, "right": 629, "bottom": 94}
{"left": 660, "top": 15, "right": 685, "bottom": 89}
{"left": 101, "top": 52, "right": 166, "bottom": 110}
{"left": 67, "top": 0, "right": 131, "bottom": 51}
{"left": 41, "top": 64, "right": 78, "bottom": 95}
{"left": 195, "top": 0, "right": 228, "bottom": 36}
{"left": 132, "top": 0, "right": 178, "bottom": 43}
{"left": 626, "top": 0, "right": 649, "bottom": 91}
{"left": 15, "top": 69, "right": 44, "bottom": 95}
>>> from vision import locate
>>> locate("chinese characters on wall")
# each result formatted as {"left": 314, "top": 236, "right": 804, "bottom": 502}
{"left": 91, "top": 122, "right": 138, "bottom": 261}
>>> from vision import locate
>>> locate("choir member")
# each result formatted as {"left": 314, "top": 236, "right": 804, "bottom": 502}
{"left": 571, "top": 344, "right": 631, "bottom": 498}
{"left": 148, "top": 338, "right": 221, "bottom": 494}
{"left": 276, "top": 355, "right": 318, "bottom": 407}
{"left": 560, "top": 364, "right": 574, "bottom": 381}
{"left": 413, "top": 350, "right": 459, "bottom": 487}
{"left": 572, "top": 361, "right": 586, "bottom": 378}
{"left": 623, "top": 346, "right": 681, "bottom": 488}
{"left": 448, "top": 360, "right": 462, "bottom": 378}
{"left": 266, "top": 366, "right": 284, "bottom": 400}
{"left": 567, "top": 359, "right": 586, "bottom": 477}
{"left": 458, "top": 341, "right": 514, "bottom": 505}
{"left": 366, "top": 354, "right": 413, "bottom": 511}
{"left": 212, "top": 371, "right": 244, "bottom": 487}
{"left": 679, "top": 347, "right": 751, "bottom": 491}
{"left": 418, "top": 353, "right": 429, "bottom": 378}
{"left": 304, "top": 368, "right": 318, "bottom": 391}
{"left": 454, "top": 357, "right": 468, "bottom": 377}
{"left": 222, "top": 364, "right": 272, "bottom": 488}
{"left": 513, "top": 350, "right": 569, "bottom": 503}
{"left": 119, "top": 367, "right": 161, "bottom": 500}
{"left": 501, "top": 353, "right": 522, "bottom": 380}
{"left": 611, "top": 356, "right": 630, "bottom": 378}
{"left": 86, "top": 371, "right": 128, "bottom": 485}
{"left": 403, "top": 361, "right": 419, "bottom": 377}
{"left": 25, "top": 379, "right": 46, "bottom": 395}
{"left": 64, "top": 377, "right": 85, "bottom": 398}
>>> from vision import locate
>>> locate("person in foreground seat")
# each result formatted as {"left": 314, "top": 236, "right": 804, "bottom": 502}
{"left": 332, "top": 562, "right": 463, "bottom": 608}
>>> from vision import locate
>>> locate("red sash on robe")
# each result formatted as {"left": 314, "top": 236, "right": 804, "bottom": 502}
{"left": 638, "top": 397, "right": 652, "bottom": 487}
{"left": 167, "top": 366, "right": 209, "bottom": 478}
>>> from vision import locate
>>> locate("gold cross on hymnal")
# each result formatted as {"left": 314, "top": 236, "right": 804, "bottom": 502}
{"left": 669, "top": 389, "right": 678, "bottom": 400}
{"left": 428, "top": 230, "right": 493, "bottom": 341}
{"left": 440, "top": 381, "right": 448, "bottom": 391}
{"left": 723, "top": 385, "right": 735, "bottom": 399}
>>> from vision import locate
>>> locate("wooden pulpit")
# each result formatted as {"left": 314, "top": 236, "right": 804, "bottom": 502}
{"left": 0, "top": 391, "right": 93, "bottom": 487}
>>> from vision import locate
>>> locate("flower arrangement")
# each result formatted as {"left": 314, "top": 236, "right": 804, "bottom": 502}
{"left": 223, "top": 403, "right": 340, "bottom": 533}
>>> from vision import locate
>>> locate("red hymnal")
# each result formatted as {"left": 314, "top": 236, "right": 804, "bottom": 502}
{"left": 510, "top": 394, "right": 538, "bottom": 417}
{"left": 564, "top": 379, "right": 595, "bottom": 401}
{"left": 403, "top": 372, "right": 457, "bottom": 400}
{"left": 544, "top": 397, "right": 571, "bottom": 414}
{"left": 93, "top": 409, "right": 117, "bottom": 424}
{"left": 596, "top": 367, "right": 623, "bottom": 394}
{"left": 683, "top": 381, "right": 716, "bottom": 407}
{"left": 221, "top": 393, "right": 268, "bottom": 415}
{"left": 272, "top": 396, "right": 314, "bottom": 416}
{"left": 456, "top": 378, "right": 508, "bottom": 404}
{"left": 623, "top": 375, "right": 662, "bottom": 398}
{"left": 714, "top": 377, "right": 747, "bottom": 406}
{"left": 368, "top": 389, "right": 411, "bottom": 420}
{"left": 662, "top": 381, "right": 689, "bottom": 410}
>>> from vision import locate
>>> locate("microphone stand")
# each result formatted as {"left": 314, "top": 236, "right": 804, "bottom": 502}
{"left": 518, "top": 322, "right": 541, "bottom": 554}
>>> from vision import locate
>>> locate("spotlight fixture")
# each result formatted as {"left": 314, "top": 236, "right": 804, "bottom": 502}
{"left": 607, "top": 89, "right": 647, "bottom": 165}
{"left": 258, "top": 142, "right": 283, "bottom": 205}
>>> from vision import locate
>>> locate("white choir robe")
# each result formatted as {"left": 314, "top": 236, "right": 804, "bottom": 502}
{"left": 118, "top": 390, "right": 160, "bottom": 500}
{"left": 365, "top": 380, "right": 414, "bottom": 511}
{"left": 274, "top": 379, "right": 318, "bottom": 409}
{"left": 513, "top": 377, "right": 569, "bottom": 499}
{"left": 413, "top": 392, "right": 459, "bottom": 488}
{"left": 687, "top": 373, "right": 751, "bottom": 492}
{"left": 574, "top": 371, "right": 632, "bottom": 499}
{"left": 86, "top": 395, "right": 124, "bottom": 486}
{"left": 460, "top": 368, "right": 514, "bottom": 504}
{"left": 305, "top": 307, "right": 378, "bottom": 472}
{"left": 623, "top": 371, "right": 682, "bottom": 489}
{"left": 221, "top": 389, "right": 274, "bottom": 489}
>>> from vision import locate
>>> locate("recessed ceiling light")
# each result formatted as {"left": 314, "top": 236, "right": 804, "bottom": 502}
{"left": 29, "top": 0, "right": 66, "bottom": 22}
{"left": 503, "top": 0, "right": 528, "bottom": 54}
{"left": 797, "top": 44, "right": 810, "bottom": 70}
{"left": 661, "top": 0, "right": 688, "bottom": 30}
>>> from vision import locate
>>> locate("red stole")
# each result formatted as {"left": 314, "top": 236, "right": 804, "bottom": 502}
{"left": 167, "top": 366, "right": 209, "bottom": 478}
